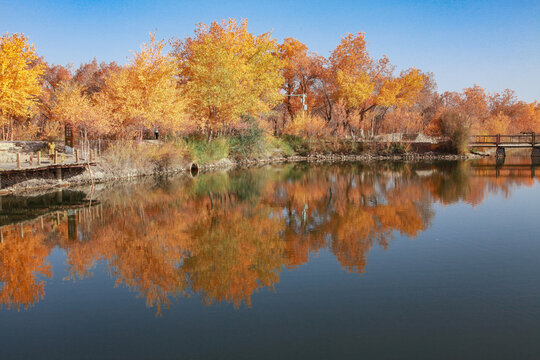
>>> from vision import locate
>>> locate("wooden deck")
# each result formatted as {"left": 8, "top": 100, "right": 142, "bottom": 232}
{"left": 0, "top": 161, "right": 94, "bottom": 174}
{"left": 0, "top": 160, "right": 97, "bottom": 190}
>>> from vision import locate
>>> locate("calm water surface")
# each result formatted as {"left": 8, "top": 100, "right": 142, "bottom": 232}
{"left": 0, "top": 159, "right": 539, "bottom": 359}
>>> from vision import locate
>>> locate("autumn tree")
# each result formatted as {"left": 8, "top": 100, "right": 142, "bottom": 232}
{"left": 53, "top": 82, "right": 110, "bottom": 156}
{"left": 423, "top": 85, "right": 540, "bottom": 137}
{"left": 35, "top": 62, "right": 72, "bottom": 139}
{"left": 329, "top": 32, "right": 426, "bottom": 136}
{"left": 102, "top": 34, "right": 184, "bottom": 139}
{"left": 489, "top": 89, "right": 538, "bottom": 133}
{"left": 172, "top": 19, "right": 283, "bottom": 139}
{"left": 278, "top": 38, "right": 323, "bottom": 121}
{"left": 378, "top": 69, "right": 427, "bottom": 110}
{"left": 458, "top": 85, "right": 489, "bottom": 132}
{"left": 408, "top": 73, "right": 444, "bottom": 134}
{"left": 0, "top": 33, "right": 44, "bottom": 140}
{"left": 72, "top": 58, "right": 121, "bottom": 95}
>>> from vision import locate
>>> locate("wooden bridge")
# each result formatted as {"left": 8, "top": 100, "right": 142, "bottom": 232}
{"left": 470, "top": 133, "right": 540, "bottom": 158}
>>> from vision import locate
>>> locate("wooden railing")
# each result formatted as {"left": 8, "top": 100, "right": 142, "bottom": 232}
{"left": 470, "top": 133, "right": 540, "bottom": 147}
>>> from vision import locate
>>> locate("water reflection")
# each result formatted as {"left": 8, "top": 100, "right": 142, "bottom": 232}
{"left": 0, "top": 160, "right": 538, "bottom": 313}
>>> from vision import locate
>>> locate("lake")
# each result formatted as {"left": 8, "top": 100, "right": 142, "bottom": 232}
{"left": 1, "top": 159, "right": 539, "bottom": 359}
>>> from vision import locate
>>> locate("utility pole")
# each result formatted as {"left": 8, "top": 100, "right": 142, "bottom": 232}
{"left": 286, "top": 93, "right": 308, "bottom": 111}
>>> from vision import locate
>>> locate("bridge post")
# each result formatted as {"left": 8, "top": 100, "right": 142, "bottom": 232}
{"left": 532, "top": 147, "right": 540, "bottom": 158}
{"left": 533, "top": 157, "right": 540, "bottom": 178}
{"left": 495, "top": 156, "right": 505, "bottom": 168}
{"left": 496, "top": 134, "right": 500, "bottom": 146}
{"left": 55, "top": 167, "right": 62, "bottom": 180}
{"left": 532, "top": 132, "right": 535, "bottom": 146}
{"left": 496, "top": 147, "right": 506, "bottom": 159}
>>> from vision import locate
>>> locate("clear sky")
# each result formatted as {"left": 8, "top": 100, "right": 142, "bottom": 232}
{"left": 1, "top": 0, "right": 539, "bottom": 101}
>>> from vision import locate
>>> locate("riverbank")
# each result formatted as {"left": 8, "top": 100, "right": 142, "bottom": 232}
{"left": 0, "top": 151, "right": 480, "bottom": 195}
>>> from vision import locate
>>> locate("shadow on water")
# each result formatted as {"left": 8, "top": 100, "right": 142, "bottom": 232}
{"left": 0, "top": 190, "right": 93, "bottom": 226}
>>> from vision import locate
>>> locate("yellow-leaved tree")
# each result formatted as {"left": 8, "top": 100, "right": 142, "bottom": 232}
{"left": 53, "top": 82, "right": 110, "bottom": 157}
{"left": 0, "top": 33, "right": 44, "bottom": 140}
{"left": 102, "top": 33, "right": 184, "bottom": 140}
{"left": 330, "top": 33, "right": 384, "bottom": 111}
{"left": 172, "top": 19, "right": 283, "bottom": 139}
{"left": 374, "top": 68, "right": 427, "bottom": 134}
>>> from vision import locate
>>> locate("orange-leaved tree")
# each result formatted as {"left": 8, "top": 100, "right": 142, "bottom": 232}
{"left": 278, "top": 38, "right": 323, "bottom": 123}
{"left": 329, "top": 32, "right": 426, "bottom": 136}
{"left": 72, "top": 58, "right": 120, "bottom": 96}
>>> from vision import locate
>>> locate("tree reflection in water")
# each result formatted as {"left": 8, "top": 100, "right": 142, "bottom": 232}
{"left": 0, "top": 161, "right": 537, "bottom": 313}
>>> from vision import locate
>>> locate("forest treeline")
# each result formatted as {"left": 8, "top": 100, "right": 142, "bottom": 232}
{"left": 1, "top": 19, "right": 539, "bottom": 151}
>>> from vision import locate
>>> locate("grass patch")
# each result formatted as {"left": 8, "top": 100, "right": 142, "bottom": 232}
{"left": 268, "top": 136, "right": 294, "bottom": 157}
{"left": 184, "top": 137, "right": 230, "bottom": 165}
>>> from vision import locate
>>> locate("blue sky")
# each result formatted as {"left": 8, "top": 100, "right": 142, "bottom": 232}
{"left": 1, "top": 0, "right": 539, "bottom": 101}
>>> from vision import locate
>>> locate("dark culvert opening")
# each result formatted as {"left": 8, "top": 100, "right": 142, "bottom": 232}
{"left": 189, "top": 162, "right": 199, "bottom": 177}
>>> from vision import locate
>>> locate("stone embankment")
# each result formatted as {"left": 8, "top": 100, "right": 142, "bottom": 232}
{"left": 233, "top": 152, "right": 475, "bottom": 168}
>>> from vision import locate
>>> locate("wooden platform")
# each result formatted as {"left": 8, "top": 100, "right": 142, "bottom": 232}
{"left": 0, "top": 161, "right": 97, "bottom": 190}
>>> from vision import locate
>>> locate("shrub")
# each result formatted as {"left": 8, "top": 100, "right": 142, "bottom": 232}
{"left": 379, "top": 142, "right": 410, "bottom": 155}
{"left": 102, "top": 141, "right": 152, "bottom": 174}
{"left": 284, "top": 112, "right": 328, "bottom": 138}
{"left": 281, "top": 134, "right": 310, "bottom": 155}
{"left": 147, "top": 142, "right": 187, "bottom": 172}
{"left": 440, "top": 111, "right": 471, "bottom": 154}
{"left": 102, "top": 140, "right": 188, "bottom": 174}
{"left": 229, "top": 118, "right": 266, "bottom": 159}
